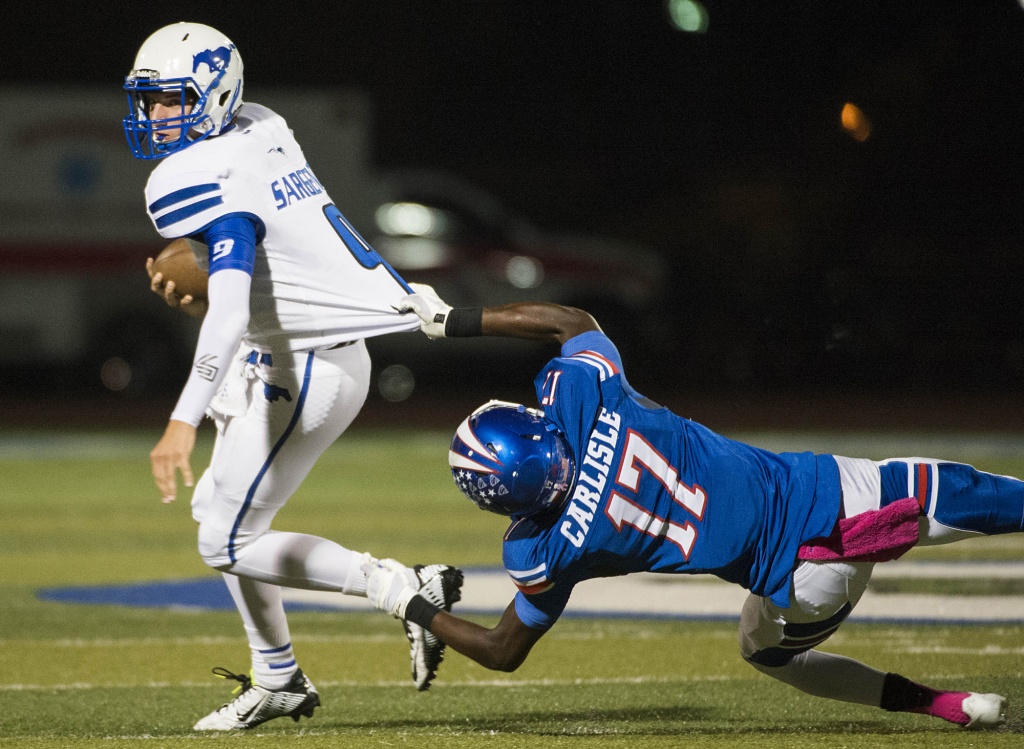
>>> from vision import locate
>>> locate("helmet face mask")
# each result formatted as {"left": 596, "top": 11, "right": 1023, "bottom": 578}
{"left": 449, "top": 401, "right": 576, "bottom": 518}
{"left": 123, "top": 22, "right": 244, "bottom": 159}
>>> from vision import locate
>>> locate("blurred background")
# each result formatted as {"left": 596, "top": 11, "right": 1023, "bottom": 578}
{"left": 3, "top": 0, "right": 1024, "bottom": 430}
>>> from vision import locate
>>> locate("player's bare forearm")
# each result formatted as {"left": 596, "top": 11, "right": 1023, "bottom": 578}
{"left": 429, "top": 600, "right": 545, "bottom": 672}
{"left": 481, "top": 303, "right": 600, "bottom": 344}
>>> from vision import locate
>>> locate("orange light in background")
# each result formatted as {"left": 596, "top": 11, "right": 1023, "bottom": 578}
{"left": 841, "top": 102, "right": 872, "bottom": 142}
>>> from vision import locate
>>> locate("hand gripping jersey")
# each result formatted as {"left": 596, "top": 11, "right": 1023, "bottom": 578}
{"left": 143, "top": 102, "right": 417, "bottom": 352}
{"left": 504, "top": 331, "right": 842, "bottom": 630}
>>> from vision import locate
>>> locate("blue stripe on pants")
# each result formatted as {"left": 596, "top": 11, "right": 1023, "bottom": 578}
{"left": 228, "top": 351, "right": 315, "bottom": 564}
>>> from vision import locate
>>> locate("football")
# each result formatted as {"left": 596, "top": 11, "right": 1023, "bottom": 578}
{"left": 152, "top": 238, "right": 208, "bottom": 300}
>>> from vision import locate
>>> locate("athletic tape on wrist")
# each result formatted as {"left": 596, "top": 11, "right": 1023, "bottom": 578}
{"left": 444, "top": 307, "right": 483, "bottom": 337}
{"left": 405, "top": 594, "right": 441, "bottom": 629}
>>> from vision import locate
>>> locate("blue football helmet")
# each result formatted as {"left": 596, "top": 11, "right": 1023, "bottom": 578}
{"left": 449, "top": 400, "right": 576, "bottom": 517}
{"left": 123, "top": 22, "right": 244, "bottom": 159}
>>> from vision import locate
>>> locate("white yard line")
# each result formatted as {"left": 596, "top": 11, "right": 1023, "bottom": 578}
{"left": 0, "top": 674, "right": 740, "bottom": 692}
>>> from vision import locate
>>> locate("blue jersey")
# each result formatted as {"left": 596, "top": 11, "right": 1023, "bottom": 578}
{"left": 504, "top": 331, "right": 841, "bottom": 629}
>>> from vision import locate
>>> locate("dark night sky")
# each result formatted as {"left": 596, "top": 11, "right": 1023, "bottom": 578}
{"left": 10, "top": 1, "right": 1023, "bottom": 240}
{"left": 7, "top": 1, "right": 1024, "bottom": 392}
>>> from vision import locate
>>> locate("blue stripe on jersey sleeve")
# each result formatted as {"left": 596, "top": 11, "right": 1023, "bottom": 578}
{"left": 561, "top": 330, "right": 623, "bottom": 369}
{"left": 155, "top": 196, "right": 225, "bottom": 230}
{"left": 148, "top": 183, "right": 220, "bottom": 214}
{"left": 549, "top": 329, "right": 658, "bottom": 411}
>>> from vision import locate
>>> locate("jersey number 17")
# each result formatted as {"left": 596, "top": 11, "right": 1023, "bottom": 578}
{"left": 607, "top": 430, "right": 707, "bottom": 559}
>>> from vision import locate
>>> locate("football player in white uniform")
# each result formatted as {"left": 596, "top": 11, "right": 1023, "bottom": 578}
{"left": 124, "top": 22, "right": 461, "bottom": 730}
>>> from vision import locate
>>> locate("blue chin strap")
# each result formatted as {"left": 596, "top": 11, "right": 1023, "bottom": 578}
{"left": 122, "top": 75, "right": 220, "bottom": 160}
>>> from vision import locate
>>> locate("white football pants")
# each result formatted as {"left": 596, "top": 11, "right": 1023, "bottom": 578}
{"left": 190, "top": 340, "right": 373, "bottom": 666}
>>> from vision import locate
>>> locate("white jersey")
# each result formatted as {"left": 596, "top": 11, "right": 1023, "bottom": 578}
{"left": 145, "top": 102, "right": 418, "bottom": 353}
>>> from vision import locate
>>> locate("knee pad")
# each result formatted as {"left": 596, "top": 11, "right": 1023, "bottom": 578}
{"left": 738, "top": 595, "right": 787, "bottom": 665}
{"left": 197, "top": 516, "right": 234, "bottom": 570}
{"left": 740, "top": 596, "right": 852, "bottom": 667}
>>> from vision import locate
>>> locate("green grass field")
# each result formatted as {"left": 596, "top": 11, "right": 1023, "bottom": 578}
{"left": 1, "top": 426, "right": 1022, "bottom": 747}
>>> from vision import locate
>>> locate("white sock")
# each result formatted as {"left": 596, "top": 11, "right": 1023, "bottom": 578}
{"left": 220, "top": 537, "right": 385, "bottom": 689}
{"left": 221, "top": 574, "right": 298, "bottom": 689}
{"left": 251, "top": 641, "right": 297, "bottom": 690}
{"left": 230, "top": 531, "right": 375, "bottom": 595}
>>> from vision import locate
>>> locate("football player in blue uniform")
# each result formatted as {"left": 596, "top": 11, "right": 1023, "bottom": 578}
{"left": 365, "top": 291, "right": 1019, "bottom": 728}
{"left": 126, "top": 23, "right": 462, "bottom": 729}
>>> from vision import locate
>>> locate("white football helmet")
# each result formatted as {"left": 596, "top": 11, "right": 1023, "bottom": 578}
{"left": 123, "top": 22, "right": 244, "bottom": 159}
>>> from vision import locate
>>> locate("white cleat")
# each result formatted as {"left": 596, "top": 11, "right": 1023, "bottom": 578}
{"left": 962, "top": 692, "right": 1007, "bottom": 729}
{"left": 192, "top": 667, "right": 320, "bottom": 731}
{"left": 402, "top": 564, "right": 463, "bottom": 691}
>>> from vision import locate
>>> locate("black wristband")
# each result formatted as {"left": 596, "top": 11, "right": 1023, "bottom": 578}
{"left": 444, "top": 307, "right": 484, "bottom": 338}
{"left": 404, "top": 594, "right": 441, "bottom": 630}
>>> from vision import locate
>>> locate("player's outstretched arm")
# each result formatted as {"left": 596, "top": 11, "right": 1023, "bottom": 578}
{"left": 398, "top": 283, "right": 599, "bottom": 344}
{"left": 428, "top": 600, "right": 547, "bottom": 672}
{"left": 481, "top": 303, "right": 599, "bottom": 344}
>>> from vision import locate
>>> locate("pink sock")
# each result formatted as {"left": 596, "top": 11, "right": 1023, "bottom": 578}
{"left": 906, "top": 687, "right": 971, "bottom": 725}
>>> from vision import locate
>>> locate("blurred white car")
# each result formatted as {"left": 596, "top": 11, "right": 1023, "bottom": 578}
{"left": 362, "top": 171, "right": 669, "bottom": 399}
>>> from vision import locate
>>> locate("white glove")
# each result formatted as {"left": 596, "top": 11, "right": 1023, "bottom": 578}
{"left": 361, "top": 558, "right": 418, "bottom": 618}
{"left": 398, "top": 282, "right": 452, "bottom": 339}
